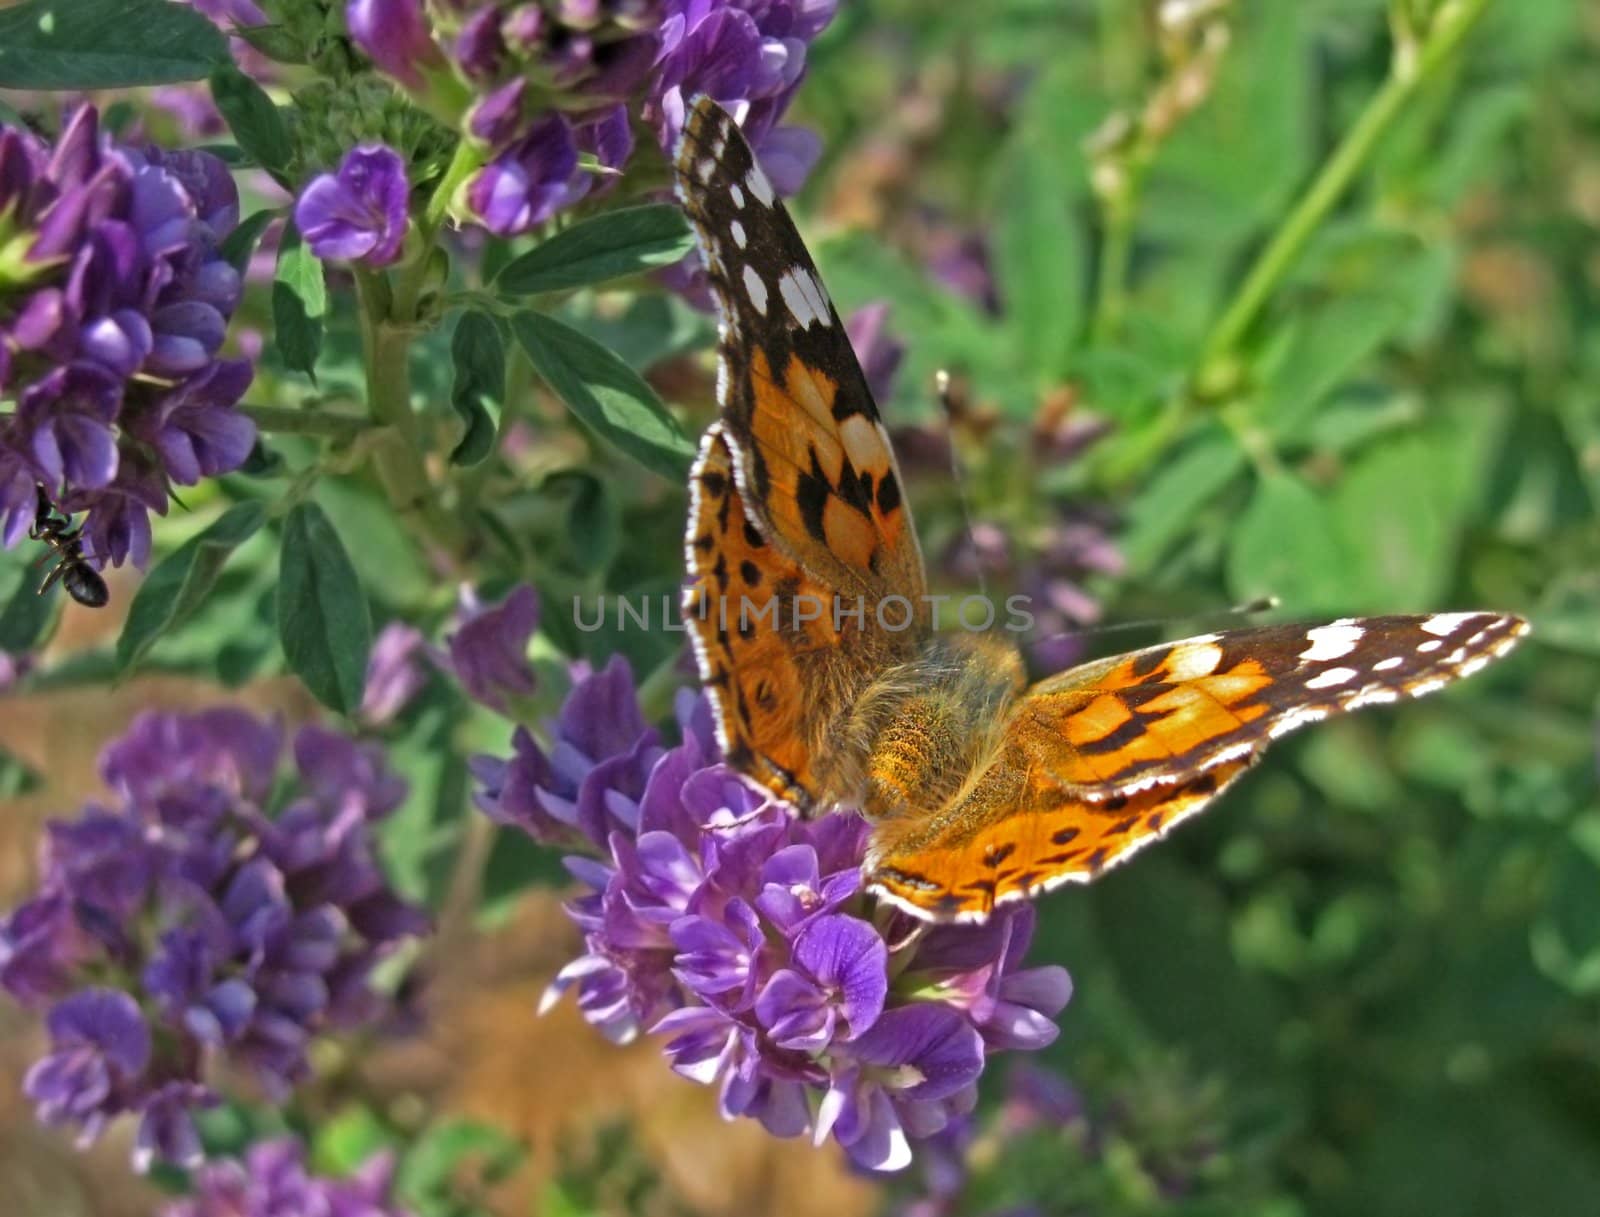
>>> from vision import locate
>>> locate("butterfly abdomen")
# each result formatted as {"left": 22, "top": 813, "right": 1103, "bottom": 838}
{"left": 851, "top": 634, "right": 1026, "bottom": 823}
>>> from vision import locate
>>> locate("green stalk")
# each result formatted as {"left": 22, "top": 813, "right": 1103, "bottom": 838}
{"left": 241, "top": 403, "right": 371, "bottom": 440}
{"left": 354, "top": 270, "right": 466, "bottom": 557}
{"left": 1197, "top": 0, "right": 1496, "bottom": 374}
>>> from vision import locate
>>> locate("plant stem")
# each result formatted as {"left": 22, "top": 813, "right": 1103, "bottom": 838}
{"left": 1197, "top": 0, "right": 1495, "bottom": 373}
{"left": 354, "top": 270, "right": 466, "bottom": 557}
{"left": 425, "top": 138, "right": 482, "bottom": 231}
{"left": 1090, "top": 173, "right": 1138, "bottom": 345}
{"left": 241, "top": 403, "right": 371, "bottom": 439}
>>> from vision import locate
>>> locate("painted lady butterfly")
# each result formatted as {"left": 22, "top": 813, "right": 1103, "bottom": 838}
{"left": 674, "top": 97, "right": 1528, "bottom": 923}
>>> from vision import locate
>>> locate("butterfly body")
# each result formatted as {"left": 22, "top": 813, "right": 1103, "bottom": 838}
{"left": 674, "top": 96, "right": 1529, "bottom": 924}
{"left": 847, "top": 632, "right": 1026, "bottom": 823}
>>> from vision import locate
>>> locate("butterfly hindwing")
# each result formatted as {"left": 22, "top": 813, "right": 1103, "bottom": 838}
{"left": 674, "top": 96, "right": 928, "bottom": 620}
{"left": 868, "top": 613, "right": 1528, "bottom": 920}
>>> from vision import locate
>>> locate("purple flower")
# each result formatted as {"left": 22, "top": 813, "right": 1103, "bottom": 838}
{"left": 817, "top": 1004, "right": 984, "bottom": 1172}
{"left": 294, "top": 144, "right": 411, "bottom": 266}
{"left": 0, "top": 709, "right": 424, "bottom": 1169}
{"left": 466, "top": 114, "right": 588, "bottom": 236}
{"left": 24, "top": 989, "right": 151, "bottom": 1144}
{"left": 360, "top": 623, "right": 433, "bottom": 726}
{"left": 0, "top": 107, "right": 255, "bottom": 572}
{"left": 0, "top": 648, "right": 34, "bottom": 690}
{"left": 164, "top": 1137, "right": 412, "bottom": 1217}
{"left": 444, "top": 583, "right": 540, "bottom": 713}
{"left": 755, "top": 914, "right": 887, "bottom": 1051}
{"left": 472, "top": 654, "right": 663, "bottom": 849}
{"left": 474, "top": 660, "right": 1072, "bottom": 1172}
{"left": 346, "top": 0, "right": 446, "bottom": 90}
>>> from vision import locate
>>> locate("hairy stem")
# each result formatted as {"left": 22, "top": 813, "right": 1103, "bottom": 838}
{"left": 1198, "top": 0, "right": 1495, "bottom": 374}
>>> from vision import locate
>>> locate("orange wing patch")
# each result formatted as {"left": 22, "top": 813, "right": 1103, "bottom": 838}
{"left": 869, "top": 755, "right": 1255, "bottom": 921}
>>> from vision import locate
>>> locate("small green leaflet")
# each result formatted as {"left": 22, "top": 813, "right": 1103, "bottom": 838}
{"left": 115, "top": 502, "right": 266, "bottom": 675}
{"left": 277, "top": 503, "right": 372, "bottom": 715}
{"left": 496, "top": 205, "right": 695, "bottom": 296}
{"left": 513, "top": 311, "right": 694, "bottom": 481}
{"left": 449, "top": 311, "right": 505, "bottom": 467}
{"left": 209, "top": 65, "right": 292, "bottom": 183}
{"left": 219, "top": 209, "right": 279, "bottom": 275}
{"left": 272, "top": 226, "right": 326, "bottom": 382}
{"left": 0, "top": 0, "right": 228, "bottom": 89}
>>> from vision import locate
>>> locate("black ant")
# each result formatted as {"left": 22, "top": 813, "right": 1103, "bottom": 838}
{"left": 29, "top": 486, "right": 109, "bottom": 608}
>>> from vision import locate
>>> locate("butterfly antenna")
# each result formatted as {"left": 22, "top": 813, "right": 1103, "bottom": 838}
{"left": 936, "top": 369, "right": 989, "bottom": 601}
{"left": 1063, "top": 595, "right": 1281, "bottom": 642}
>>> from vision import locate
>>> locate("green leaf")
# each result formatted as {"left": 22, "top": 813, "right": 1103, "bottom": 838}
{"left": 1092, "top": 853, "right": 1286, "bottom": 1079}
{"left": 512, "top": 311, "right": 694, "bottom": 481}
{"left": 1227, "top": 471, "right": 1352, "bottom": 614}
{"left": 0, "top": 745, "right": 41, "bottom": 798}
{"left": 0, "top": 0, "right": 229, "bottom": 88}
{"left": 231, "top": 22, "right": 307, "bottom": 66}
{"left": 1120, "top": 426, "right": 1247, "bottom": 573}
{"left": 449, "top": 311, "right": 505, "bottom": 466}
{"left": 495, "top": 205, "right": 695, "bottom": 296}
{"left": 0, "top": 558, "right": 58, "bottom": 654}
{"left": 208, "top": 65, "right": 291, "bottom": 180}
{"left": 272, "top": 226, "right": 326, "bottom": 382}
{"left": 116, "top": 502, "right": 266, "bottom": 675}
{"left": 277, "top": 502, "right": 371, "bottom": 715}
{"left": 397, "top": 1122, "right": 525, "bottom": 1215}
{"left": 1331, "top": 432, "right": 1457, "bottom": 610}
{"left": 219, "top": 208, "right": 278, "bottom": 275}
{"left": 993, "top": 135, "right": 1085, "bottom": 381}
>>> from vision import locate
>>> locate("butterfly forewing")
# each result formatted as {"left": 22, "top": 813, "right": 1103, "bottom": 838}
{"left": 867, "top": 613, "right": 1528, "bottom": 921}
{"left": 675, "top": 99, "right": 931, "bottom": 810}
{"left": 673, "top": 96, "right": 928, "bottom": 616}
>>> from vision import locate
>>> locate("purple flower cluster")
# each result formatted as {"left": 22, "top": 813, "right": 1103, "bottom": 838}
{"left": 164, "top": 1137, "right": 413, "bottom": 1217}
{"left": 0, "top": 108, "right": 255, "bottom": 569}
{"left": 344, "top": 1, "right": 835, "bottom": 236}
{"left": 473, "top": 659, "right": 1072, "bottom": 1172}
{"left": 0, "top": 709, "right": 426, "bottom": 1170}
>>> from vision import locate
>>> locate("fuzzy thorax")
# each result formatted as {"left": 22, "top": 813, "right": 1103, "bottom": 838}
{"left": 843, "top": 634, "right": 1026, "bottom": 822}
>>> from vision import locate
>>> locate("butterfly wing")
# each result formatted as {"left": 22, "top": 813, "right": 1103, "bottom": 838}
{"left": 867, "top": 613, "right": 1529, "bottom": 921}
{"left": 674, "top": 96, "right": 928, "bottom": 615}
{"left": 676, "top": 98, "right": 930, "bottom": 809}
{"left": 685, "top": 424, "right": 884, "bottom": 808}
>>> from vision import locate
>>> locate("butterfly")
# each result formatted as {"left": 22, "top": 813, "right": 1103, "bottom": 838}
{"left": 673, "top": 96, "right": 1529, "bottom": 924}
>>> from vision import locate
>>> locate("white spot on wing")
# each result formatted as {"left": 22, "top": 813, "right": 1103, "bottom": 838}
{"left": 1305, "top": 666, "right": 1358, "bottom": 689}
{"left": 1165, "top": 641, "right": 1223, "bottom": 680}
{"left": 729, "top": 220, "right": 747, "bottom": 248}
{"left": 1422, "top": 612, "right": 1476, "bottom": 637}
{"left": 1373, "top": 656, "right": 1404, "bottom": 671}
{"left": 697, "top": 158, "right": 716, "bottom": 183}
{"left": 729, "top": 183, "right": 744, "bottom": 209}
{"left": 1300, "top": 623, "right": 1365, "bottom": 663}
{"left": 779, "top": 268, "right": 826, "bottom": 328}
{"left": 745, "top": 163, "right": 775, "bottom": 207}
{"left": 1417, "top": 639, "right": 1443, "bottom": 653}
{"left": 742, "top": 265, "right": 768, "bottom": 315}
